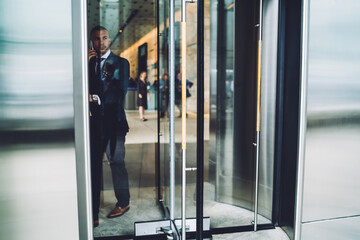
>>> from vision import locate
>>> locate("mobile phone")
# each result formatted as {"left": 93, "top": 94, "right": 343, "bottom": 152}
{"left": 89, "top": 40, "right": 94, "bottom": 50}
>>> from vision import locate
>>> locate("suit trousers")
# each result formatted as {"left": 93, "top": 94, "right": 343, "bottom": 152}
{"left": 91, "top": 107, "right": 130, "bottom": 221}
{"left": 108, "top": 135, "right": 130, "bottom": 208}
{"left": 102, "top": 104, "right": 117, "bottom": 157}
{"left": 90, "top": 109, "right": 102, "bottom": 221}
{"left": 102, "top": 104, "right": 130, "bottom": 208}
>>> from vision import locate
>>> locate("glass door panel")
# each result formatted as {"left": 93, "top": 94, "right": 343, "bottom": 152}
{"left": 157, "top": 0, "right": 279, "bottom": 235}
{"left": 158, "top": 0, "right": 198, "bottom": 220}
{"left": 206, "top": 0, "right": 279, "bottom": 229}
{"left": 87, "top": 0, "right": 161, "bottom": 238}
{"left": 158, "top": 0, "right": 170, "bottom": 210}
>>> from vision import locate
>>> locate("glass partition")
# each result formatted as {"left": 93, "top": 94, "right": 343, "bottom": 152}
{"left": 207, "top": 0, "right": 279, "bottom": 229}
{"left": 302, "top": 0, "right": 360, "bottom": 227}
{"left": 301, "top": 1, "right": 360, "bottom": 238}
{"left": 158, "top": 0, "right": 199, "bottom": 221}
{"left": 0, "top": 1, "right": 78, "bottom": 239}
{"left": 87, "top": 0, "right": 161, "bottom": 237}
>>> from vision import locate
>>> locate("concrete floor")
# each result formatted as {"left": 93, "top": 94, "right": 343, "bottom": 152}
{"left": 212, "top": 228, "right": 289, "bottom": 240}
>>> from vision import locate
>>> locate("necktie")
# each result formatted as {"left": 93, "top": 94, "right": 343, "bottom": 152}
{"left": 100, "top": 57, "right": 106, "bottom": 70}
{"left": 95, "top": 57, "right": 106, "bottom": 75}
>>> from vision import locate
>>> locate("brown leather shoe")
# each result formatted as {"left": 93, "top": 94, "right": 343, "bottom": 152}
{"left": 107, "top": 205, "right": 130, "bottom": 218}
{"left": 93, "top": 220, "right": 99, "bottom": 228}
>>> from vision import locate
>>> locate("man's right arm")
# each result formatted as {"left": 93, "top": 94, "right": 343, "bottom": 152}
{"left": 89, "top": 49, "right": 97, "bottom": 62}
{"left": 88, "top": 53, "right": 101, "bottom": 105}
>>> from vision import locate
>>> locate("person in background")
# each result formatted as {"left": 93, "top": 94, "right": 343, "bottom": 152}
{"left": 159, "top": 73, "right": 169, "bottom": 118}
{"left": 175, "top": 71, "right": 182, "bottom": 117}
{"left": 137, "top": 71, "right": 148, "bottom": 121}
{"left": 175, "top": 72, "right": 193, "bottom": 118}
{"left": 88, "top": 25, "right": 130, "bottom": 227}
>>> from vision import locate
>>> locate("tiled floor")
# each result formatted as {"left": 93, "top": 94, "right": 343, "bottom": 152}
{"left": 125, "top": 110, "right": 209, "bottom": 144}
{"left": 93, "top": 110, "right": 289, "bottom": 240}
{"left": 212, "top": 228, "right": 289, "bottom": 240}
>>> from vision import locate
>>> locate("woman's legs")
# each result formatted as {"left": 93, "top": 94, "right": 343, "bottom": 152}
{"left": 139, "top": 106, "right": 145, "bottom": 120}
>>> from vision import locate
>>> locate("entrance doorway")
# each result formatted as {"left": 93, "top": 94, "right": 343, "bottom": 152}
{"left": 156, "top": 0, "right": 280, "bottom": 239}
{"left": 85, "top": 0, "right": 282, "bottom": 239}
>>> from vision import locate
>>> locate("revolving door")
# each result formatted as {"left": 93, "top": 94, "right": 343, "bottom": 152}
{"left": 154, "top": 0, "right": 280, "bottom": 239}
{"left": 77, "top": 0, "right": 282, "bottom": 239}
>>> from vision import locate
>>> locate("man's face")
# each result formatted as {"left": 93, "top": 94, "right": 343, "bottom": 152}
{"left": 91, "top": 30, "right": 111, "bottom": 56}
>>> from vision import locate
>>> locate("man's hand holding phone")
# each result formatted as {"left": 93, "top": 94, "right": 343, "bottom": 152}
{"left": 89, "top": 41, "right": 97, "bottom": 62}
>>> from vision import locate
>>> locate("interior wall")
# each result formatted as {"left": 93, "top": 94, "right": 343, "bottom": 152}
{"left": 120, "top": 28, "right": 158, "bottom": 83}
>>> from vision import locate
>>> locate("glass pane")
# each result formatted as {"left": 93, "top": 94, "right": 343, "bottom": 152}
{"left": 180, "top": 1, "right": 198, "bottom": 220}
{"left": 0, "top": 1, "right": 78, "bottom": 239}
{"left": 158, "top": 0, "right": 170, "bottom": 210}
{"left": 159, "top": 0, "right": 198, "bottom": 220}
{"left": 87, "top": 0, "right": 161, "bottom": 237}
{"left": 206, "top": 0, "right": 278, "bottom": 228}
{"left": 303, "top": 0, "right": 360, "bottom": 223}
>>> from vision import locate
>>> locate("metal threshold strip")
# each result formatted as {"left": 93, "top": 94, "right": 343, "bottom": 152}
{"left": 134, "top": 218, "right": 211, "bottom": 239}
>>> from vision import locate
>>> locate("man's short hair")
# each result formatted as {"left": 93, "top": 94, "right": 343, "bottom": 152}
{"left": 90, "top": 25, "right": 108, "bottom": 36}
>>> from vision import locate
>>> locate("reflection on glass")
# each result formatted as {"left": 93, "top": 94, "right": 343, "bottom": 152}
{"left": 158, "top": 0, "right": 170, "bottom": 214}
{"left": 303, "top": 0, "right": 360, "bottom": 224}
{"left": 0, "top": 0, "right": 73, "bottom": 131}
{"left": 159, "top": 0, "right": 199, "bottom": 220}
{"left": 0, "top": 1, "right": 78, "bottom": 239}
{"left": 207, "top": 0, "right": 278, "bottom": 229}
{"left": 208, "top": 0, "right": 246, "bottom": 228}
{"left": 87, "top": 0, "right": 159, "bottom": 237}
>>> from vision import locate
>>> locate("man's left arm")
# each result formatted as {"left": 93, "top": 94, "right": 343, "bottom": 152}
{"left": 116, "top": 58, "right": 130, "bottom": 120}
{"left": 113, "top": 58, "right": 130, "bottom": 98}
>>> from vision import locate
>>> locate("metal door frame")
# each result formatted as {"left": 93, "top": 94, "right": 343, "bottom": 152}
{"left": 71, "top": 0, "right": 308, "bottom": 239}
{"left": 155, "top": 0, "right": 274, "bottom": 238}
{"left": 154, "top": 0, "right": 278, "bottom": 238}
{"left": 71, "top": 0, "right": 93, "bottom": 239}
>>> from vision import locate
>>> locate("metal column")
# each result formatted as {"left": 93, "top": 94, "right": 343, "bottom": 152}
{"left": 71, "top": 0, "right": 94, "bottom": 238}
{"left": 169, "top": 0, "right": 176, "bottom": 223}
{"left": 254, "top": 0, "right": 263, "bottom": 232}
{"left": 196, "top": 0, "right": 204, "bottom": 239}
{"left": 181, "top": 0, "right": 187, "bottom": 237}
{"left": 294, "top": 0, "right": 310, "bottom": 239}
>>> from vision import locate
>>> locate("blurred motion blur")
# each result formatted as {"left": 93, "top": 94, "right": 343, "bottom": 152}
{"left": 301, "top": 0, "right": 360, "bottom": 238}
{"left": 0, "top": 0, "right": 359, "bottom": 239}
{"left": 0, "top": 1, "right": 78, "bottom": 240}
{"left": 0, "top": 1, "right": 73, "bottom": 131}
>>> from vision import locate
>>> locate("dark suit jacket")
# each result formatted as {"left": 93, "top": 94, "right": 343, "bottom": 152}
{"left": 89, "top": 52, "right": 130, "bottom": 135}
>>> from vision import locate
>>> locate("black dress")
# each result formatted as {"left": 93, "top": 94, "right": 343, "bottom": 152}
{"left": 137, "top": 79, "right": 148, "bottom": 108}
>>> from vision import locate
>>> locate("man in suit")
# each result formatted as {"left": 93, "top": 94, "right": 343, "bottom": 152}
{"left": 88, "top": 25, "right": 130, "bottom": 227}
